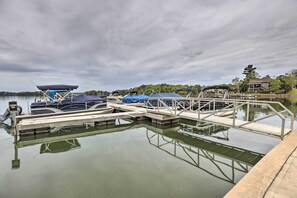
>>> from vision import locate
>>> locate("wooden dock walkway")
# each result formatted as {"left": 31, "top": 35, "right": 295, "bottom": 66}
{"left": 15, "top": 104, "right": 179, "bottom": 135}
{"left": 109, "top": 103, "right": 292, "bottom": 137}
{"left": 16, "top": 111, "right": 145, "bottom": 133}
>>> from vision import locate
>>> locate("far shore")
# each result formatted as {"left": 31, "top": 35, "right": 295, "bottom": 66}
{"left": 248, "top": 93, "right": 297, "bottom": 99}
{"left": 1, "top": 93, "right": 297, "bottom": 99}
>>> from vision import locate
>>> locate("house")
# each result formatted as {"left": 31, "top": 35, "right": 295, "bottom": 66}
{"left": 248, "top": 76, "right": 271, "bottom": 92}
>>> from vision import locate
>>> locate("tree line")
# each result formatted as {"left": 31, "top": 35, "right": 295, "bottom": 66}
{"left": 1, "top": 65, "right": 296, "bottom": 96}
{"left": 85, "top": 84, "right": 202, "bottom": 97}
{"left": 0, "top": 91, "right": 42, "bottom": 96}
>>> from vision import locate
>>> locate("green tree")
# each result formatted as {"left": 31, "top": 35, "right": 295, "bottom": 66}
{"left": 287, "top": 69, "right": 297, "bottom": 77}
{"left": 242, "top": 65, "right": 260, "bottom": 80}
{"left": 232, "top": 77, "right": 240, "bottom": 92}
{"left": 277, "top": 75, "right": 297, "bottom": 93}
{"left": 269, "top": 79, "right": 281, "bottom": 92}
{"left": 240, "top": 65, "right": 260, "bottom": 92}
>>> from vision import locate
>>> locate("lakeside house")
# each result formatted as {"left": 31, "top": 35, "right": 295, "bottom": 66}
{"left": 248, "top": 76, "right": 271, "bottom": 92}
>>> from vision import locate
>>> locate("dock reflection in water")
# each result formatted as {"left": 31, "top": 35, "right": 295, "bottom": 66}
{"left": 40, "top": 139, "right": 81, "bottom": 154}
{"left": 13, "top": 120, "right": 263, "bottom": 185}
{"left": 146, "top": 126, "right": 263, "bottom": 184}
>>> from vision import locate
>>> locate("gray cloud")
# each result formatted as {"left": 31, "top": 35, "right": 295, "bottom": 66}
{"left": 0, "top": 0, "right": 297, "bottom": 91}
{"left": 0, "top": 63, "right": 51, "bottom": 73}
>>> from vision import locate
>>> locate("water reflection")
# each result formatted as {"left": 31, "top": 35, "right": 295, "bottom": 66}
{"left": 40, "top": 139, "right": 81, "bottom": 154}
{"left": 10, "top": 121, "right": 263, "bottom": 186}
{"left": 146, "top": 123, "right": 263, "bottom": 184}
{"left": 179, "top": 119, "right": 230, "bottom": 140}
{"left": 257, "top": 98, "right": 297, "bottom": 120}
{"left": 0, "top": 123, "right": 12, "bottom": 134}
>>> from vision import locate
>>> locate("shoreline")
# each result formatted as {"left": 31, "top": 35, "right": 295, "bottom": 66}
{"left": 230, "top": 93, "right": 297, "bottom": 99}
{"left": 253, "top": 93, "right": 297, "bottom": 99}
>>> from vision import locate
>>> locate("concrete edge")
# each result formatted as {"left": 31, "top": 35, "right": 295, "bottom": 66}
{"left": 224, "top": 129, "right": 297, "bottom": 198}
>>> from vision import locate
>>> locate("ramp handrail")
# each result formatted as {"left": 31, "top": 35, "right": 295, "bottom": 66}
{"left": 147, "top": 98, "right": 294, "bottom": 139}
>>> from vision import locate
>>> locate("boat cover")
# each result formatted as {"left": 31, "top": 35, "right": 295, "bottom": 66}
{"left": 72, "top": 94, "right": 106, "bottom": 103}
{"left": 37, "top": 85, "right": 79, "bottom": 91}
{"left": 122, "top": 94, "right": 149, "bottom": 103}
{"left": 149, "top": 93, "right": 183, "bottom": 99}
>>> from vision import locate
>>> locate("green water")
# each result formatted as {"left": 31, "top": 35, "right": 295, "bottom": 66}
{"left": 0, "top": 97, "right": 293, "bottom": 198}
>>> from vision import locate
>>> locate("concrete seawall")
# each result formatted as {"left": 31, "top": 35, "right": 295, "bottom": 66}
{"left": 225, "top": 130, "right": 297, "bottom": 197}
{"left": 254, "top": 93, "right": 297, "bottom": 99}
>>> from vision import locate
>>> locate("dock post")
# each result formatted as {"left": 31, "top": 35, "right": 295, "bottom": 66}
{"left": 246, "top": 101, "right": 250, "bottom": 121}
{"left": 290, "top": 114, "right": 294, "bottom": 131}
{"left": 174, "top": 100, "right": 176, "bottom": 116}
{"left": 232, "top": 101, "right": 236, "bottom": 126}
{"left": 198, "top": 100, "right": 201, "bottom": 120}
{"left": 281, "top": 118, "right": 285, "bottom": 139}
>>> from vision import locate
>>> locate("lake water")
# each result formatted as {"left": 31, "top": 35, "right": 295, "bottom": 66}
{"left": 0, "top": 96, "right": 296, "bottom": 198}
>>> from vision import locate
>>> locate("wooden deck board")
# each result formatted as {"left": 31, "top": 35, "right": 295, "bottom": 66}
{"left": 17, "top": 111, "right": 144, "bottom": 131}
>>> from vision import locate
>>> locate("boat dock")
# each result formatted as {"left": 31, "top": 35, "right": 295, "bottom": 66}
{"left": 110, "top": 100, "right": 294, "bottom": 138}
{"left": 13, "top": 98, "right": 294, "bottom": 138}
{"left": 6, "top": 98, "right": 297, "bottom": 197}
{"left": 15, "top": 104, "right": 179, "bottom": 135}
{"left": 16, "top": 111, "right": 143, "bottom": 135}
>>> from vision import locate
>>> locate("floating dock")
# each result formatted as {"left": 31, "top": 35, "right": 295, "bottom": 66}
{"left": 15, "top": 105, "right": 179, "bottom": 135}
{"left": 14, "top": 98, "right": 294, "bottom": 138}
{"left": 16, "top": 111, "right": 143, "bottom": 134}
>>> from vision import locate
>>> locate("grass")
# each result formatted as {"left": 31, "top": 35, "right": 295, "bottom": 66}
{"left": 289, "top": 88, "right": 297, "bottom": 95}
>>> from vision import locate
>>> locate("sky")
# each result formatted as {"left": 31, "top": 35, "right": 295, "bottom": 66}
{"left": 0, "top": 0, "right": 297, "bottom": 92}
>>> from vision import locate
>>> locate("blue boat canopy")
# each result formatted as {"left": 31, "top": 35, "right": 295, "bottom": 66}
{"left": 48, "top": 90, "right": 66, "bottom": 101}
{"left": 122, "top": 94, "right": 148, "bottom": 103}
{"left": 72, "top": 94, "right": 106, "bottom": 103}
{"left": 37, "top": 85, "right": 79, "bottom": 91}
{"left": 149, "top": 93, "right": 183, "bottom": 99}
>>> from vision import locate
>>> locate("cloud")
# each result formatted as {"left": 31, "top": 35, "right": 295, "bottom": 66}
{"left": 0, "top": 0, "right": 297, "bottom": 91}
{"left": 0, "top": 63, "right": 51, "bottom": 73}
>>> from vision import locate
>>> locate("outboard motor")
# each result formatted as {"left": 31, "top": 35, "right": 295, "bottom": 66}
{"left": 0, "top": 101, "right": 22, "bottom": 126}
{"left": 0, "top": 108, "right": 10, "bottom": 122}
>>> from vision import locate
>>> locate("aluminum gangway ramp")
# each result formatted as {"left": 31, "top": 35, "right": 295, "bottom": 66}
{"left": 110, "top": 98, "right": 295, "bottom": 139}
{"left": 154, "top": 109, "right": 291, "bottom": 137}
{"left": 145, "top": 98, "right": 294, "bottom": 139}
